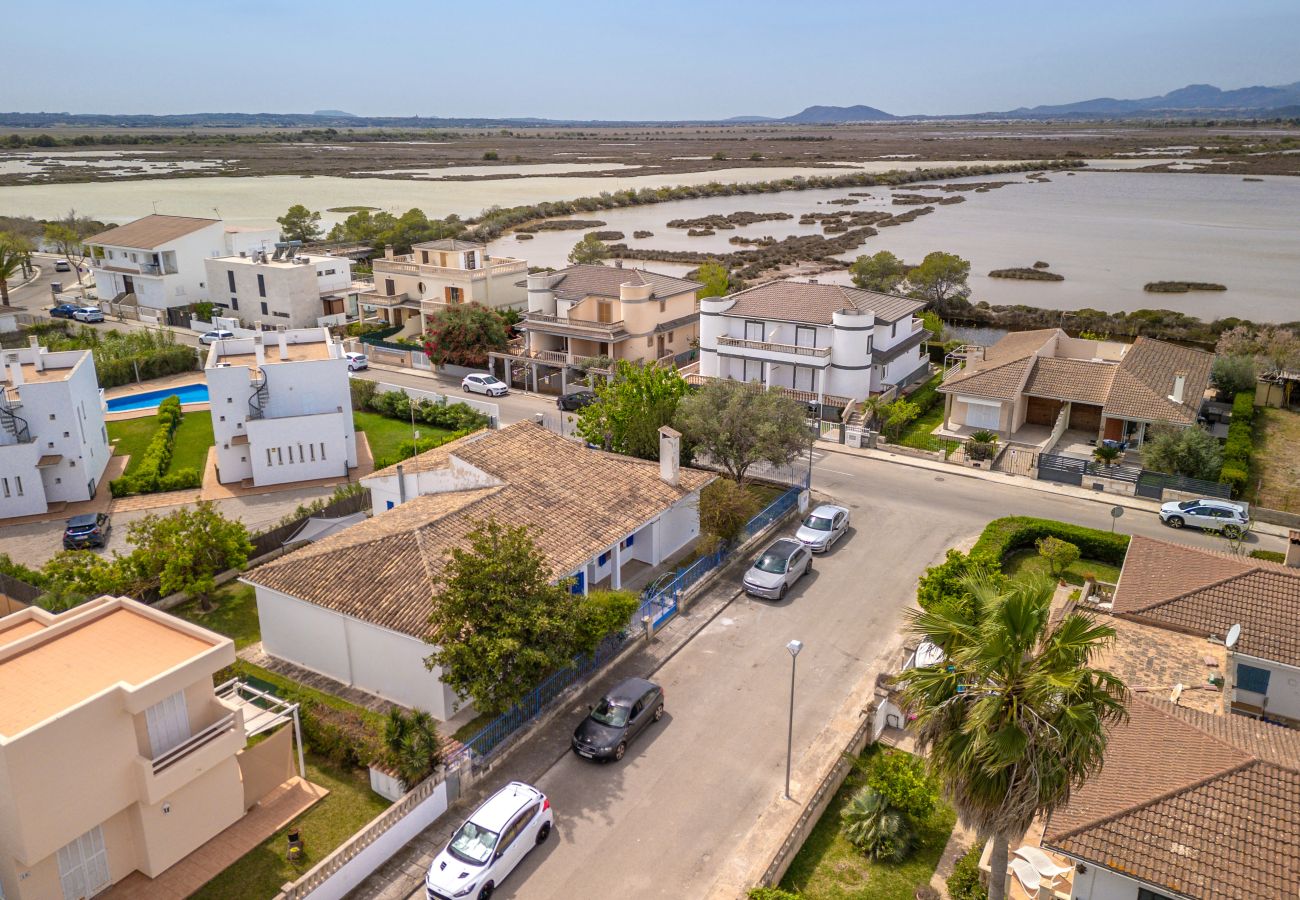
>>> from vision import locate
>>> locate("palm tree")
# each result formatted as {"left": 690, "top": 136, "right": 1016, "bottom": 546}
{"left": 1092, "top": 444, "right": 1121, "bottom": 467}
{"left": 896, "top": 572, "right": 1127, "bottom": 900}
{"left": 860, "top": 397, "right": 888, "bottom": 430}
{"left": 840, "top": 786, "right": 915, "bottom": 862}
{"left": 382, "top": 708, "right": 441, "bottom": 787}
{"left": 0, "top": 242, "right": 22, "bottom": 307}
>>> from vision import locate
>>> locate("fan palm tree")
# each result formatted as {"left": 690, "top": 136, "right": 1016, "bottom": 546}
{"left": 896, "top": 571, "right": 1127, "bottom": 900}
{"left": 382, "top": 708, "right": 441, "bottom": 787}
{"left": 0, "top": 242, "right": 22, "bottom": 307}
{"left": 1092, "top": 444, "right": 1121, "bottom": 467}
{"left": 840, "top": 786, "right": 915, "bottom": 862}
{"left": 860, "top": 397, "right": 888, "bottom": 430}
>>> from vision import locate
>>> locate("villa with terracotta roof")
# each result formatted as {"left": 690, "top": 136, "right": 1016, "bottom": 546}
{"left": 1111, "top": 534, "right": 1300, "bottom": 725}
{"left": 937, "top": 329, "right": 1213, "bottom": 449}
{"left": 0, "top": 597, "right": 310, "bottom": 900}
{"left": 697, "top": 280, "right": 930, "bottom": 408}
{"left": 244, "top": 422, "right": 714, "bottom": 718}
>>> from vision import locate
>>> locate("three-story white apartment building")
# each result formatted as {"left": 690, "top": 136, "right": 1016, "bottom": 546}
{"left": 204, "top": 247, "right": 357, "bottom": 329}
{"left": 205, "top": 327, "right": 356, "bottom": 487}
{"left": 0, "top": 343, "right": 110, "bottom": 519}
{"left": 698, "top": 281, "right": 930, "bottom": 405}
{"left": 85, "top": 215, "right": 277, "bottom": 316}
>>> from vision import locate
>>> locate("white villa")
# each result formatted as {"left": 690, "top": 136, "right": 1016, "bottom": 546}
{"left": 205, "top": 327, "right": 357, "bottom": 487}
{"left": 698, "top": 280, "right": 930, "bottom": 406}
{"left": 0, "top": 343, "right": 110, "bottom": 519}
{"left": 204, "top": 247, "right": 357, "bottom": 329}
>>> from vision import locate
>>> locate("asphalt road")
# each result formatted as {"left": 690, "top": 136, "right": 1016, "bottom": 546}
{"left": 409, "top": 451, "right": 1280, "bottom": 900}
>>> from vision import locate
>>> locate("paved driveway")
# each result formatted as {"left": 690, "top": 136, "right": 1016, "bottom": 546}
{"left": 387, "top": 452, "right": 1280, "bottom": 900}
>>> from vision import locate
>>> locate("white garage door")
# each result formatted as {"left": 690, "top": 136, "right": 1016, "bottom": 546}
{"left": 963, "top": 400, "right": 1002, "bottom": 430}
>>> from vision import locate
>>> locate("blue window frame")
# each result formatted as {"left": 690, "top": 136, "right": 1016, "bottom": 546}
{"left": 386, "top": 500, "right": 395, "bottom": 510}
{"left": 1237, "top": 663, "right": 1271, "bottom": 694}
{"left": 570, "top": 571, "right": 585, "bottom": 594}
{"left": 623, "top": 533, "right": 635, "bottom": 548}
{"left": 598, "top": 551, "right": 610, "bottom": 566}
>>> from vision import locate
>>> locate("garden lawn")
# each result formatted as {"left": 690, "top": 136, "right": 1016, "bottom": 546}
{"left": 781, "top": 747, "right": 957, "bottom": 900}
{"left": 107, "top": 411, "right": 214, "bottom": 477}
{"left": 893, "top": 401, "right": 945, "bottom": 452}
{"left": 1250, "top": 407, "right": 1300, "bottom": 513}
{"left": 189, "top": 756, "right": 390, "bottom": 900}
{"left": 1002, "top": 548, "right": 1122, "bottom": 587}
{"left": 353, "top": 410, "right": 452, "bottom": 466}
{"left": 174, "top": 583, "right": 260, "bottom": 649}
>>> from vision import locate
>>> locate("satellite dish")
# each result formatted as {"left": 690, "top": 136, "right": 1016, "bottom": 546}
{"left": 1226, "top": 624, "right": 1242, "bottom": 650}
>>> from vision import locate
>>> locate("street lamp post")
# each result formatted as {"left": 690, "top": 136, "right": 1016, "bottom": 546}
{"left": 785, "top": 639, "right": 803, "bottom": 800}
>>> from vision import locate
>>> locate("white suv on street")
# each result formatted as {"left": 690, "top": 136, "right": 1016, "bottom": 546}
{"left": 426, "top": 781, "right": 552, "bottom": 900}
{"left": 462, "top": 373, "right": 508, "bottom": 397}
{"left": 1159, "top": 498, "right": 1250, "bottom": 536}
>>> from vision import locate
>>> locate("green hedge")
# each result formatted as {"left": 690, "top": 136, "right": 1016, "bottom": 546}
{"left": 109, "top": 397, "right": 202, "bottom": 496}
{"left": 95, "top": 345, "right": 198, "bottom": 389}
{"left": 1219, "top": 391, "right": 1255, "bottom": 497}
{"left": 971, "top": 516, "right": 1130, "bottom": 566}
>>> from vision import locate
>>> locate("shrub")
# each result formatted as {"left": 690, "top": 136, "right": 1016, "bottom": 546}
{"left": 1231, "top": 390, "right": 1255, "bottom": 425}
{"left": 965, "top": 438, "right": 998, "bottom": 462}
{"left": 372, "top": 426, "right": 479, "bottom": 471}
{"left": 840, "top": 786, "right": 915, "bottom": 862}
{"left": 1251, "top": 549, "right": 1286, "bottom": 563}
{"left": 865, "top": 751, "right": 937, "bottom": 821}
{"left": 917, "top": 549, "right": 999, "bottom": 612}
{"left": 1212, "top": 356, "right": 1257, "bottom": 397}
{"left": 1036, "top": 536, "right": 1081, "bottom": 578}
{"left": 350, "top": 377, "right": 379, "bottom": 411}
{"left": 1218, "top": 464, "right": 1250, "bottom": 497}
{"left": 109, "top": 396, "right": 187, "bottom": 496}
{"left": 947, "top": 846, "right": 988, "bottom": 900}
{"left": 972, "top": 516, "right": 1129, "bottom": 566}
{"left": 699, "top": 478, "right": 760, "bottom": 544}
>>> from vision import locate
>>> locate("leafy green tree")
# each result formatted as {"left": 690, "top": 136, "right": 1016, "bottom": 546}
{"left": 881, "top": 397, "right": 921, "bottom": 439}
{"left": 38, "top": 551, "right": 129, "bottom": 611}
{"left": 0, "top": 241, "right": 23, "bottom": 307}
{"left": 568, "top": 233, "right": 609, "bottom": 266}
{"left": 695, "top": 260, "right": 732, "bottom": 298}
{"left": 124, "top": 501, "right": 253, "bottom": 610}
{"left": 698, "top": 478, "right": 759, "bottom": 544}
{"left": 328, "top": 209, "right": 398, "bottom": 245}
{"left": 897, "top": 572, "right": 1127, "bottom": 900}
{"left": 840, "top": 786, "right": 915, "bottom": 862}
{"left": 381, "top": 209, "right": 463, "bottom": 253}
{"left": 1035, "top": 536, "right": 1081, "bottom": 578}
{"left": 276, "top": 204, "right": 323, "bottom": 242}
{"left": 381, "top": 708, "right": 441, "bottom": 786}
{"left": 425, "top": 518, "right": 638, "bottom": 714}
{"left": 920, "top": 309, "right": 945, "bottom": 343}
{"left": 576, "top": 360, "right": 691, "bottom": 459}
{"left": 908, "top": 251, "right": 971, "bottom": 309}
{"left": 43, "top": 223, "right": 88, "bottom": 298}
{"left": 1210, "top": 355, "right": 1256, "bottom": 397}
{"left": 422, "top": 302, "right": 509, "bottom": 368}
{"left": 1140, "top": 424, "right": 1223, "bottom": 481}
{"left": 850, "top": 250, "right": 907, "bottom": 293}
{"left": 865, "top": 750, "right": 938, "bottom": 822}
{"left": 674, "top": 379, "right": 811, "bottom": 484}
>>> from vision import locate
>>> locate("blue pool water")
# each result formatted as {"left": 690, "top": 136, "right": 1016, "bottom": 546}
{"left": 105, "top": 382, "right": 210, "bottom": 412}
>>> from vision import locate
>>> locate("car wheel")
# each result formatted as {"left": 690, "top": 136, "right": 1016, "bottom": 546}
{"left": 536, "top": 822, "right": 551, "bottom": 844}
{"left": 478, "top": 883, "right": 494, "bottom": 900}
{"left": 613, "top": 741, "right": 626, "bottom": 761}
{"left": 653, "top": 703, "right": 664, "bottom": 722}
{"left": 1166, "top": 516, "right": 1184, "bottom": 529}
{"left": 1224, "top": 525, "right": 1242, "bottom": 538}
{"left": 778, "top": 583, "right": 788, "bottom": 601}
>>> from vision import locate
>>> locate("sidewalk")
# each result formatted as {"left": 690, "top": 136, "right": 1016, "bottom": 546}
{"left": 816, "top": 439, "right": 1295, "bottom": 540}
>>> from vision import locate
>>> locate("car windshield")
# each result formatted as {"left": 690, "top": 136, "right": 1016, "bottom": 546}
{"left": 754, "top": 552, "right": 789, "bottom": 574}
{"left": 447, "top": 821, "right": 499, "bottom": 865}
{"left": 802, "top": 515, "right": 833, "bottom": 531}
{"left": 1177, "top": 500, "right": 1202, "bottom": 510}
{"left": 589, "top": 698, "right": 631, "bottom": 728}
{"left": 482, "top": 376, "right": 502, "bottom": 386}
{"left": 66, "top": 524, "right": 96, "bottom": 533}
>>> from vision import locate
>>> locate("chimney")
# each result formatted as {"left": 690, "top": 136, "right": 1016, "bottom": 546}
{"left": 396, "top": 463, "right": 407, "bottom": 505}
{"left": 384, "top": 244, "right": 395, "bottom": 260}
{"left": 659, "top": 426, "right": 681, "bottom": 486}
{"left": 253, "top": 335, "right": 265, "bottom": 367}
{"left": 1169, "top": 373, "right": 1187, "bottom": 404}
{"left": 1287, "top": 530, "right": 1300, "bottom": 568}
{"left": 278, "top": 330, "right": 289, "bottom": 360}
{"left": 8, "top": 360, "right": 23, "bottom": 388}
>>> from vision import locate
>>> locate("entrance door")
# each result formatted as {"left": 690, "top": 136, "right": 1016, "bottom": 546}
{"left": 57, "top": 826, "right": 111, "bottom": 900}
{"left": 656, "top": 335, "right": 666, "bottom": 358}
{"left": 145, "top": 690, "right": 191, "bottom": 759}
{"left": 121, "top": 275, "right": 134, "bottom": 296}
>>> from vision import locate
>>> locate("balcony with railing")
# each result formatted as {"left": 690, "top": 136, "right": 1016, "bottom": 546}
{"left": 715, "top": 335, "right": 832, "bottom": 365}
{"left": 524, "top": 312, "right": 628, "bottom": 339}
{"left": 374, "top": 256, "right": 528, "bottom": 280}
{"left": 132, "top": 708, "right": 245, "bottom": 805}
{"left": 358, "top": 288, "right": 420, "bottom": 309}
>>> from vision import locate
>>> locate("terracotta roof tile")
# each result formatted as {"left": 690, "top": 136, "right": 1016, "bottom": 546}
{"left": 722, "top": 280, "right": 926, "bottom": 325}
{"left": 1044, "top": 696, "right": 1300, "bottom": 899}
{"left": 1023, "top": 357, "right": 1116, "bottom": 406}
{"left": 246, "top": 422, "right": 714, "bottom": 638}
{"left": 85, "top": 214, "right": 220, "bottom": 249}
{"left": 939, "top": 356, "right": 1035, "bottom": 401}
{"left": 1104, "top": 337, "right": 1213, "bottom": 426}
{"left": 546, "top": 264, "right": 701, "bottom": 302}
{"left": 1113, "top": 536, "right": 1300, "bottom": 666}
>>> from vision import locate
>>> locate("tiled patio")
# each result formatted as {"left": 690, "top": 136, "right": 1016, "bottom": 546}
{"left": 101, "top": 776, "right": 328, "bottom": 900}
{"left": 980, "top": 818, "right": 1075, "bottom": 900}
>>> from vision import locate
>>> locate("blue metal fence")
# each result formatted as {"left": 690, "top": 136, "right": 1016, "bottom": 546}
{"left": 447, "top": 483, "right": 804, "bottom": 768}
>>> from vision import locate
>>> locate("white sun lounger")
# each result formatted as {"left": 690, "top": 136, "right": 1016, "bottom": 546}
{"left": 1014, "top": 845, "right": 1073, "bottom": 880}
{"left": 1010, "top": 857, "right": 1044, "bottom": 896}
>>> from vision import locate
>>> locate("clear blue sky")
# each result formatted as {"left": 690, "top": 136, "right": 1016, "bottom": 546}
{"left": 7, "top": 0, "right": 1298, "bottom": 118}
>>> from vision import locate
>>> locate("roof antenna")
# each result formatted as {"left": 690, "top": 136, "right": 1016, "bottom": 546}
{"left": 213, "top": 207, "right": 222, "bottom": 220}
{"left": 151, "top": 200, "right": 159, "bottom": 214}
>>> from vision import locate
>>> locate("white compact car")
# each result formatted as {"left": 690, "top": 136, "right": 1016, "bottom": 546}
{"left": 462, "top": 372, "right": 509, "bottom": 397}
{"left": 344, "top": 351, "right": 369, "bottom": 371}
{"left": 72, "top": 306, "right": 104, "bottom": 323}
{"left": 794, "top": 504, "right": 851, "bottom": 552}
{"left": 426, "top": 782, "right": 552, "bottom": 900}
{"left": 199, "top": 329, "right": 235, "bottom": 345}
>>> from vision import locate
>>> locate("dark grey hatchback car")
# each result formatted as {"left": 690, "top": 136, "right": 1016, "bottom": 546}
{"left": 571, "top": 677, "right": 664, "bottom": 762}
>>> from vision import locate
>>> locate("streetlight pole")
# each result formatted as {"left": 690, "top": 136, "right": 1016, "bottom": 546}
{"left": 785, "top": 639, "right": 803, "bottom": 800}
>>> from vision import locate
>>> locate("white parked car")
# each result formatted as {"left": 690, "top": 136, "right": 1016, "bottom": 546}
{"left": 743, "top": 538, "right": 813, "bottom": 600}
{"left": 462, "top": 373, "right": 508, "bottom": 397}
{"left": 344, "top": 351, "right": 369, "bottom": 371}
{"left": 1159, "top": 498, "right": 1250, "bottom": 536}
{"left": 425, "top": 781, "right": 552, "bottom": 900}
{"left": 795, "top": 504, "right": 851, "bottom": 552}
{"left": 199, "top": 329, "right": 235, "bottom": 345}
{"left": 72, "top": 306, "right": 104, "bottom": 323}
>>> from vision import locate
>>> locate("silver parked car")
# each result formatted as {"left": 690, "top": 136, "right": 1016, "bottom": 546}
{"left": 795, "top": 504, "right": 851, "bottom": 552}
{"left": 1159, "top": 499, "right": 1250, "bottom": 536}
{"left": 743, "top": 538, "right": 812, "bottom": 600}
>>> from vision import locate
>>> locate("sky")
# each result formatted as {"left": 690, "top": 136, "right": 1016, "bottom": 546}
{"left": 6, "top": 0, "right": 1299, "bottom": 119}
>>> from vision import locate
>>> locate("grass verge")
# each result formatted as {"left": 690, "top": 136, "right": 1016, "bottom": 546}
{"left": 108, "top": 411, "right": 214, "bottom": 478}
{"left": 174, "top": 582, "right": 261, "bottom": 649}
{"left": 353, "top": 411, "right": 452, "bottom": 467}
{"left": 780, "top": 746, "right": 956, "bottom": 899}
{"left": 1250, "top": 407, "right": 1300, "bottom": 513}
{"left": 1003, "top": 548, "right": 1121, "bottom": 586}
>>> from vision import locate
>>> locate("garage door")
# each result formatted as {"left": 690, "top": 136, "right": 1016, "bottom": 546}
{"left": 1025, "top": 396, "right": 1062, "bottom": 426}
{"left": 964, "top": 401, "right": 1002, "bottom": 430}
{"left": 1069, "top": 403, "right": 1103, "bottom": 432}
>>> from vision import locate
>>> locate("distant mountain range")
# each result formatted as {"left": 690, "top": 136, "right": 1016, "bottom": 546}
{"left": 3, "top": 81, "right": 1299, "bottom": 129}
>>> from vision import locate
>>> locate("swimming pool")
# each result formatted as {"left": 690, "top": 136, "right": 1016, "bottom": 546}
{"left": 105, "top": 382, "right": 210, "bottom": 412}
